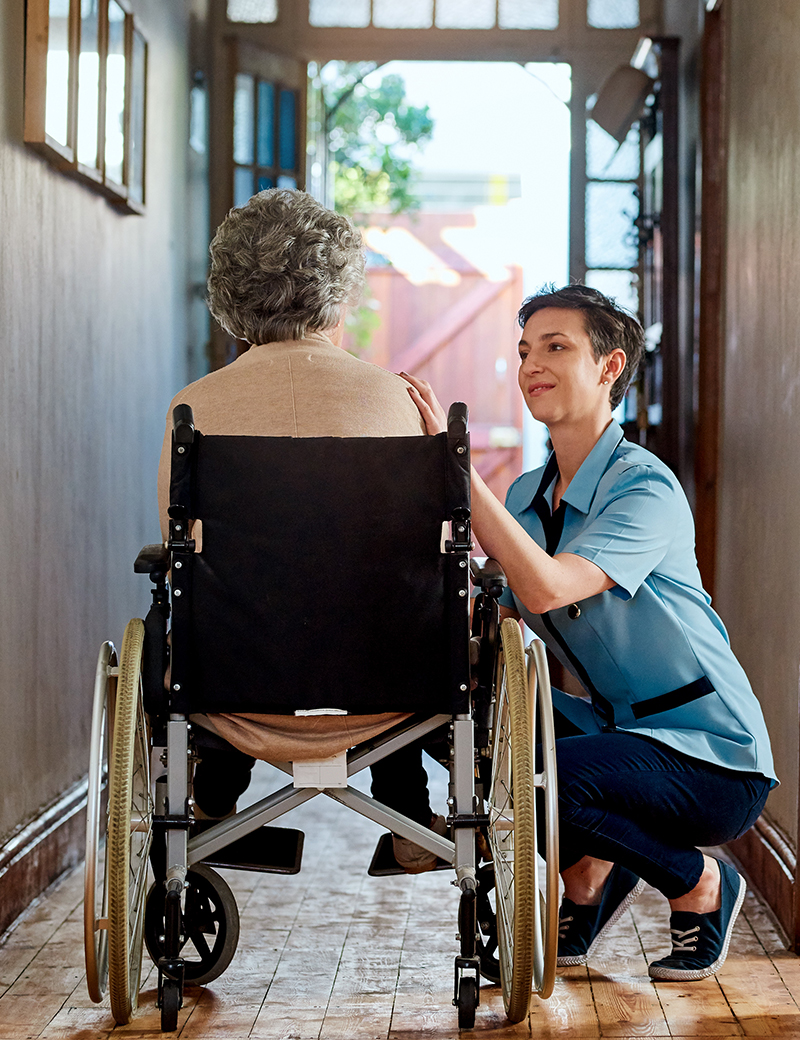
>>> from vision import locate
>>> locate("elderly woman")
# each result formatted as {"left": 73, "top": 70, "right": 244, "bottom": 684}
{"left": 157, "top": 188, "right": 442, "bottom": 870}
{"left": 405, "top": 284, "right": 776, "bottom": 981}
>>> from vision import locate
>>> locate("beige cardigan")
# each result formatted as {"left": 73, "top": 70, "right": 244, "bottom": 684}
{"left": 157, "top": 334, "right": 426, "bottom": 762}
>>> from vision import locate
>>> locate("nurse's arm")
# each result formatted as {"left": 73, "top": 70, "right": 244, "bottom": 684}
{"left": 471, "top": 466, "right": 615, "bottom": 614}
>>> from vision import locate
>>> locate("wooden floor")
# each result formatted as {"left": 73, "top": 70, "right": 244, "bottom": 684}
{"left": 1, "top": 762, "right": 799, "bottom": 1040}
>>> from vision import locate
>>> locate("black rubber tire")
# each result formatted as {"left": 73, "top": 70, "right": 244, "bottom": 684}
{"left": 160, "top": 976, "right": 181, "bottom": 1032}
{"left": 457, "top": 976, "right": 478, "bottom": 1030}
{"left": 145, "top": 864, "right": 240, "bottom": 986}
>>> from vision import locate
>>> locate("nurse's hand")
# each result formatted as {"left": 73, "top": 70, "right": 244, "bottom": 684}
{"left": 401, "top": 371, "right": 448, "bottom": 435}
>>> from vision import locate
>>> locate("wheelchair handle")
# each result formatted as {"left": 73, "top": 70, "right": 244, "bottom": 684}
{"left": 172, "top": 404, "right": 195, "bottom": 444}
{"left": 447, "top": 401, "right": 469, "bottom": 437}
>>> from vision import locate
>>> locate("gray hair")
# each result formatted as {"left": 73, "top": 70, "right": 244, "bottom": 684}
{"left": 207, "top": 188, "right": 365, "bottom": 345}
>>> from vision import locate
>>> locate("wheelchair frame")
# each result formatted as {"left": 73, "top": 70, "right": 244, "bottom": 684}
{"left": 84, "top": 403, "right": 559, "bottom": 1032}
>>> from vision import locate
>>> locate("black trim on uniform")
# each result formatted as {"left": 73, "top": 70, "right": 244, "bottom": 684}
{"left": 530, "top": 457, "right": 617, "bottom": 730}
{"left": 631, "top": 676, "right": 715, "bottom": 720}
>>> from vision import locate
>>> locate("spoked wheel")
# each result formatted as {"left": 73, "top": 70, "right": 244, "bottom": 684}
{"left": 144, "top": 864, "right": 240, "bottom": 986}
{"left": 489, "top": 618, "right": 536, "bottom": 1022}
{"left": 107, "top": 619, "right": 154, "bottom": 1024}
{"left": 526, "top": 637, "right": 559, "bottom": 1000}
{"left": 488, "top": 619, "right": 559, "bottom": 1022}
{"left": 84, "top": 641, "right": 117, "bottom": 1003}
{"left": 475, "top": 863, "right": 500, "bottom": 985}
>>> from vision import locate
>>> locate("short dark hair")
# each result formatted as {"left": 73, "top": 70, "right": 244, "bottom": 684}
{"left": 517, "top": 284, "right": 645, "bottom": 410}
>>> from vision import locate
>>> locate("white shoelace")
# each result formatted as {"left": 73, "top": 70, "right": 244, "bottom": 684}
{"left": 669, "top": 924, "right": 700, "bottom": 953}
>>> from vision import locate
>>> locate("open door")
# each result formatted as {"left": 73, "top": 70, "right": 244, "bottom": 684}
{"left": 208, "top": 9, "right": 307, "bottom": 369}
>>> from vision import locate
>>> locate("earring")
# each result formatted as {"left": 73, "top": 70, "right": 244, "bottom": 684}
{"left": 602, "top": 379, "right": 609, "bottom": 385}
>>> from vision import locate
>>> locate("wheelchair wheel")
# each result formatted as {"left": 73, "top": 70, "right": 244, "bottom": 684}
{"left": 84, "top": 641, "right": 117, "bottom": 1003}
{"left": 107, "top": 619, "right": 154, "bottom": 1024}
{"left": 488, "top": 618, "right": 537, "bottom": 1023}
{"left": 144, "top": 864, "right": 240, "bottom": 986}
{"left": 526, "top": 637, "right": 559, "bottom": 1001}
{"left": 457, "top": 975, "right": 478, "bottom": 1029}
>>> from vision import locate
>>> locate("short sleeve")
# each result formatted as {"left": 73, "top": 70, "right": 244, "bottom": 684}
{"left": 561, "top": 466, "right": 680, "bottom": 599}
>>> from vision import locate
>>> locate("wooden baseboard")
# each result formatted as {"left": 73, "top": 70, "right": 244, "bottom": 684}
{"left": 0, "top": 780, "right": 87, "bottom": 936}
{"left": 727, "top": 813, "right": 796, "bottom": 948}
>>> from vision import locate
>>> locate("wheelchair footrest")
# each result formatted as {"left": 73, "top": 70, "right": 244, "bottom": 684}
{"left": 200, "top": 824, "right": 304, "bottom": 875}
{"left": 368, "top": 831, "right": 451, "bottom": 877}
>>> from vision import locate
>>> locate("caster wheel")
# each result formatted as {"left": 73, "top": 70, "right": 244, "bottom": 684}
{"left": 457, "top": 975, "right": 478, "bottom": 1030}
{"left": 145, "top": 864, "right": 239, "bottom": 985}
{"left": 160, "top": 976, "right": 181, "bottom": 1032}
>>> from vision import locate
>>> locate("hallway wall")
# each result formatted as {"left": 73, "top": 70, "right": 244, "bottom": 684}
{"left": 715, "top": 0, "right": 800, "bottom": 846}
{"left": 0, "top": 0, "right": 193, "bottom": 867}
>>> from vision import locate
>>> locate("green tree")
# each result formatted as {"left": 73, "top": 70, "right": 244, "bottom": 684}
{"left": 322, "top": 62, "right": 434, "bottom": 218}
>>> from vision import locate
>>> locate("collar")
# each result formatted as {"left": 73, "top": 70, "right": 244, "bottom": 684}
{"left": 528, "top": 419, "right": 625, "bottom": 518}
{"left": 560, "top": 420, "right": 625, "bottom": 515}
{"left": 242, "top": 332, "right": 340, "bottom": 357}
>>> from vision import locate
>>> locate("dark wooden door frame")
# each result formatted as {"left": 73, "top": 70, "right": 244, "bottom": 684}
{"left": 702, "top": 0, "right": 800, "bottom": 952}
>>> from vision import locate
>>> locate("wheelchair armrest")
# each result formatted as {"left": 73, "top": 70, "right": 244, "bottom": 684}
{"left": 469, "top": 557, "right": 507, "bottom": 595}
{"left": 134, "top": 544, "right": 170, "bottom": 574}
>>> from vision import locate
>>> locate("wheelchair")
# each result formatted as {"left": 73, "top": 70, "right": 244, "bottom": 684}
{"left": 83, "top": 402, "right": 559, "bottom": 1031}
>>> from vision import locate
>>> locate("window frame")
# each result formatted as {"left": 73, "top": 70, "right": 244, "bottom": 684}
{"left": 24, "top": 0, "right": 148, "bottom": 213}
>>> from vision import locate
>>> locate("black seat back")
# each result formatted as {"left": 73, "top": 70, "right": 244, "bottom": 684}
{"left": 167, "top": 430, "right": 471, "bottom": 716}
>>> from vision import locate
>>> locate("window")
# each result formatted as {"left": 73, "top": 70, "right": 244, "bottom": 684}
{"left": 308, "top": 0, "right": 559, "bottom": 29}
{"left": 24, "top": 0, "right": 148, "bottom": 212}
{"left": 587, "top": 0, "right": 639, "bottom": 28}
{"left": 233, "top": 74, "right": 299, "bottom": 208}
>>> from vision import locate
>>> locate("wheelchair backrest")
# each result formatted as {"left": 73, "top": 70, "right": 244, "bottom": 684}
{"left": 166, "top": 421, "right": 472, "bottom": 717}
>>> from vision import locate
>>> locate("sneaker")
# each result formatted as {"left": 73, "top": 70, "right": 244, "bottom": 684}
{"left": 648, "top": 859, "right": 745, "bottom": 981}
{"left": 392, "top": 814, "right": 448, "bottom": 874}
{"left": 558, "top": 865, "right": 646, "bottom": 966}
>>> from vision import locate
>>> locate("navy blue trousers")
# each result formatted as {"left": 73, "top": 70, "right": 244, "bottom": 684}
{"left": 543, "top": 713, "right": 771, "bottom": 898}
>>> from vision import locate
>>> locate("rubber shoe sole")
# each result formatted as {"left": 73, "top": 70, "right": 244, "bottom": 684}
{"left": 648, "top": 866, "right": 746, "bottom": 981}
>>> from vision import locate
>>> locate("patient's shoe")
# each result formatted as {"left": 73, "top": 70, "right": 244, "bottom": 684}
{"left": 392, "top": 814, "right": 448, "bottom": 874}
{"left": 648, "top": 860, "right": 745, "bottom": 981}
{"left": 557, "top": 865, "right": 646, "bottom": 966}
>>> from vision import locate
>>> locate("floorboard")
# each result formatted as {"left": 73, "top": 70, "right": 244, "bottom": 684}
{"left": 0, "top": 762, "right": 796, "bottom": 1039}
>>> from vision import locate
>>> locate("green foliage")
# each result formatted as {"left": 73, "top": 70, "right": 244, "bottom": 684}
{"left": 323, "top": 62, "right": 434, "bottom": 218}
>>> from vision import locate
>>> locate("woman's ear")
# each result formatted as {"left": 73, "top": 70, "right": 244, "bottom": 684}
{"left": 604, "top": 348, "right": 627, "bottom": 385}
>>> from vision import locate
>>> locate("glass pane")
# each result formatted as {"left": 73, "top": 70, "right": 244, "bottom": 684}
{"left": 277, "top": 174, "right": 297, "bottom": 189}
{"left": 189, "top": 83, "right": 207, "bottom": 155}
{"left": 499, "top": 0, "right": 558, "bottom": 29}
{"left": 309, "top": 0, "right": 370, "bottom": 27}
{"left": 105, "top": 0, "right": 126, "bottom": 184}
{"left": 436, "top": 0, "right": 495, "bottom": 27}
{"left": 586, "top": 181, "right": 639, "bottom": 268}
{"left": 278, "top": 89, "right": 296, "bottom": 170}
{"left": 587, "top": 0, "right": 639, "bottom": 28}
{"left": 77, "top": 0, "right": 100, "bottom": 166}
{"left": 233, "top": 74, "right": 255, "bottom": 165}
{"left": 227, "top": 0, "right": 278, "bottom": 22}
{"left": 45, "top": 0, "right": 71, "bottom": 146}
{"left": 257, "top": 81, "right": 275, "bottom": 167}
{"left": 586, "top": 120, "right": 639, "bottom": 180}
{"left": 128, "top": 29, "right": 146, "bottom": 204}
{"left": 374, "top": 0, "right": 432, "bottom": 28}
{"left": 234, "top": 166, "right": 254, "bottom": 208}
{"left": 257, "top": 174, "right": 274, "bottom": 192}
{"left": 585, "top": 269, "right": 639, "bottom": 315}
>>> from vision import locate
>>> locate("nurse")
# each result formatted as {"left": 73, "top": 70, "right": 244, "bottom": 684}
{"left": 404, "top": 284, "right": 776, "bottom": 981}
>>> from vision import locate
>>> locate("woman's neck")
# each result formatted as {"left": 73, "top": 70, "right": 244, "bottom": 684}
{"left": 551, "top": 414, "right": 613, "bottom": 508}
